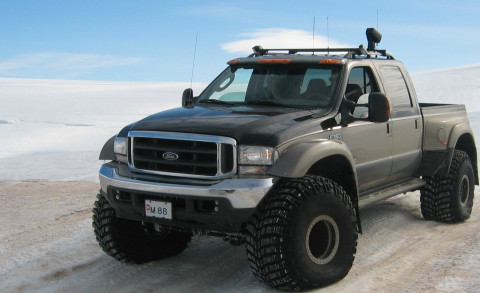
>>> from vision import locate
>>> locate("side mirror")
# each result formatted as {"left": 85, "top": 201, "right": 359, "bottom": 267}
{"left": 368, "top": 92, "right": 390, "bottom": 122}
{"left": 182, "top": 88, "right": 194, "bottom": 107}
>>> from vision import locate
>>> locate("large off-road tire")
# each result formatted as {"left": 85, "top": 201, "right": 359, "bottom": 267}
{"left": 245, "top": 175, "right": 358, "bottom": 291}
{"left": 420, "top": 150, "right": 475, "bottom": 223}
{"left": 92, "top": 193, "right": 192, "bottom": 263}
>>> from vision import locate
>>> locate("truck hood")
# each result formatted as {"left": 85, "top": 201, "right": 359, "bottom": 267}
{"left": 127, "top": 105, "right": 330, "bottom": 146}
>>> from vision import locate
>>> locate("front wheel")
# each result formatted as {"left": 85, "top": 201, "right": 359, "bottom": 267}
{"left": 92, "top": 193, "right": 192, "bottom": 263}
{"left": 245, "top": 175, "right": 358, "bottom": 291}
{"left": 420, "top": 150, "right": 475, "bottom": 223}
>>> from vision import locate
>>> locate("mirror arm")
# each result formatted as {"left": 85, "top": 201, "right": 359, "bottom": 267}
{"left": 340, "top": 97, "right": 356, "bottom": 126}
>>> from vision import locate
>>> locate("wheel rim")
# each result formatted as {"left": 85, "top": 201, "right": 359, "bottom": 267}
{"left": 460, "top": 174, "right": 470, "bottom": 205}
{"left": 306, "top": 215, "right": 340, "bottom": 265}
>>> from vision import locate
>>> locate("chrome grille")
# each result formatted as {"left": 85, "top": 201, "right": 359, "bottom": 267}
{"left": 128, "top": 131, "right": 236, "bottom": 179}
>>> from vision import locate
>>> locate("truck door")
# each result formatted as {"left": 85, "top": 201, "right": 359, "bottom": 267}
{"left": 341, "top": 66, "right": 393, "bottom": 193}
{"left": 378, "top": 65, "right": 422, "bottom": 181}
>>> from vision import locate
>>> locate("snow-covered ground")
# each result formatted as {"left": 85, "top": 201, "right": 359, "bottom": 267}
{"left": 0, "top": 79, "right": 207, "bottom": 180}
{"left": 1, "top": 64, "right": 479, "bottom": 292}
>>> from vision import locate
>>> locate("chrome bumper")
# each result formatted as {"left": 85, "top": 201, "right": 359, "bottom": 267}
{"left": 99, "top": 164, "right": 274, "bottom": 209}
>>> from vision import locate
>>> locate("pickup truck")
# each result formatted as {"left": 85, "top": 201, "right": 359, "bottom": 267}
{"left": 92, "top": 28, "right": 477, "bottom": 291}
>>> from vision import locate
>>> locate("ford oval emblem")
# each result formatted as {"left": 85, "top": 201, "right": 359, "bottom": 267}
{"left": 163, "top": 152, "right": 179, "bottom": 161}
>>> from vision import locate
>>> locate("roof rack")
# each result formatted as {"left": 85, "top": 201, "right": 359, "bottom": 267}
{"left": 248, "top": 28, "right": 394, "bottom": 60}
{"left": 250, "top": 45, "right": 394, "bottom": 60}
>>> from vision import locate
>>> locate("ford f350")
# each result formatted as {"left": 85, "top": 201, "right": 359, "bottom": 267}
{"left": 93, "top": 28, "right": 477, "bottom": 291}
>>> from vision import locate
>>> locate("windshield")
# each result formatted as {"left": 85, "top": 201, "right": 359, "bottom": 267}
{"left": 197, "top": 65, "right": 341, "bottom": 109}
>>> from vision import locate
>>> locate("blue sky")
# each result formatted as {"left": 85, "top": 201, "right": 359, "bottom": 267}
{"left": 1, "top": 0, "right": 479, "bottom": 82}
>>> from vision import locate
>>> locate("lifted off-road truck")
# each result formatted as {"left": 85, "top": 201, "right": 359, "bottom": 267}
{"left": 93, "top": 28, "right": 477, "bottom": 291}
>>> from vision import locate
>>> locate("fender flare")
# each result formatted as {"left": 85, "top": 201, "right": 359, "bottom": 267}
{"left": 446, "top": 123, "right": 478, "bottom": 182}
{"left": 99, "top": 135, "right": 116, "bottom": 160}
{"left": 448, "top": 122, "right": 474, "bottom": 149}
{"left": 268, "top": 139, "right": 356, "bottom": 178}
{"left": 419, "top": 121, "right": 478, "bottom": 181}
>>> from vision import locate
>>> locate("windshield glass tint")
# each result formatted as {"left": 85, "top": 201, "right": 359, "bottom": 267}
{"left": 198, "top": 65, "right": 341, "bottom": 109}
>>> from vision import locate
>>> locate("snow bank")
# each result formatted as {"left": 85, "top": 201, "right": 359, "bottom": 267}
{"left": 411, "top": 63, "right": 480, "bottom": 144}
{"left": 0, "top": 79, "right": 207, "bottom": 157}
{"left": 0, "top": 79, "right": 207, "bottom": 180}
{"left": 412, "top": 63, "right": 480, "bottom": 112}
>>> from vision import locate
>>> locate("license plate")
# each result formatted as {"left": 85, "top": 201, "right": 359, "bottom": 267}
{"left": 145, "top": 200, "right": 172, "bottom": 219}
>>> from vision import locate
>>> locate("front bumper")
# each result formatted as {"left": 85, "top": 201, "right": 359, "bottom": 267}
{"left": 99, "top": 163, "right": 275, "bottom": 233}
{"left": 100, "top": 163, "right": 274, "bottom": 209}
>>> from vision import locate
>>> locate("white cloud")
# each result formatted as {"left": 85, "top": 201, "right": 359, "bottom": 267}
{"left": 221, "top": 28, "right": 352, "bottom": 55}
{"left": 0, "top": 52, "right": 144, "bottom": 79}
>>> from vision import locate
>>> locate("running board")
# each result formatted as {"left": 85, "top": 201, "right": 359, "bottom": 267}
{"left": 358, "top": 178, "right": 425, "bottom": 208}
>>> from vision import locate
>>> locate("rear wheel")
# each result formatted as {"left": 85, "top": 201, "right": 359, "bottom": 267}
{"left": 421, "top": 150, "right": 475, "bottom": 222}
{"left": 92, "top": 193, "right": 192, "bottom": 263}
{"left": 245, "top": 175, "right": 358, "bottom": 291}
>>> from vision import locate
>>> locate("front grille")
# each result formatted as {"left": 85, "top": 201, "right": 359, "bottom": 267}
{"left": 128, "top": 131, "right": 236, "bottom": 179}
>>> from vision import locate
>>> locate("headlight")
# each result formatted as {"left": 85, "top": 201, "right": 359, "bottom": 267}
{"left": 114, "top": 137, "right": 128, "bottom": 163}
{"left": 238, "top": 145, "right": 277, "bottom": 165}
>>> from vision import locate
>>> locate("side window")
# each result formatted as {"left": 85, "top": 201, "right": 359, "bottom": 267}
{"left": 346, "top": 67, "right": 379, "bottom": 119}
{"left": 379, "top": 66, "right": 413, "bottom": 109}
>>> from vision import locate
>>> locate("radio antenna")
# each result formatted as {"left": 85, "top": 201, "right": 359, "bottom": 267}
{"left": 190, "top": 32, "right": 198, "bottom": 89}
{"left": 326, "top": 17, "right": 330, "bottom": 54}
{"left": 312, "top": 15, "right": 316, "bottom": 53}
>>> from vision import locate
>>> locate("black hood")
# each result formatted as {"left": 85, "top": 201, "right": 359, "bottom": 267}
{"left": 126, "top": 105, "right": 330, "bottom": 146}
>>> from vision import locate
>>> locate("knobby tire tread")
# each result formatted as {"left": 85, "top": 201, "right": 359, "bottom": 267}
{"left": 420, "top": 150, "right": 474, "bottom": 222}
{"left": 92, "top": 193, "right": 192, "bottom": 263}
{"left": 245, "top": 175, "right": 358, "bottom": 291}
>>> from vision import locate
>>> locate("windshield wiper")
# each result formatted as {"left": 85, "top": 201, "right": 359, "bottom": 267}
{"left": 199, "top": 99, "right": 236, "bottom": 105}
{"left": 245, "top": 100, "right": 289, "bottom": 107}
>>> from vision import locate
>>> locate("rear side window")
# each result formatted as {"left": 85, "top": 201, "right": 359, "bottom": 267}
{"left": 379, "top": 66, "right": 413, "bottom": 109}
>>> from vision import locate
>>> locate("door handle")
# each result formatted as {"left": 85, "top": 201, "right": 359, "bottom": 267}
{"left": 387, "top": 122, "right": 393, "bottom": 137}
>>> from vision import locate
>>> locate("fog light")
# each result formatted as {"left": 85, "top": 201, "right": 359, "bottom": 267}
{"left": 238, "top": 165, "right": 269, "bottom": 175}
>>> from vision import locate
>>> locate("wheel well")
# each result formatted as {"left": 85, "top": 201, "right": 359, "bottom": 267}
{"left": 455, "top": 133, "right": 478, "bottom": 184}
{"left": 307, "top": 155, "right": 358, "bottom": 206}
